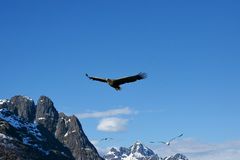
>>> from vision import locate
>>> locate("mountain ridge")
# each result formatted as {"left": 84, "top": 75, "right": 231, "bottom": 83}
{"left": 104, "top": 141, "right": 188, "bottom": 160}
{"left": 0, "top": 95, "right": 103, "bottom": 160}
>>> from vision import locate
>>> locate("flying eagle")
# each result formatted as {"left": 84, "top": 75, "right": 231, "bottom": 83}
{"left": 85, "top": 72, "right": 147, "bottom": 91}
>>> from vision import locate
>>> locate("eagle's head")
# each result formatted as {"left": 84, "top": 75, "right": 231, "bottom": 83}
{"left": 106, "top": 79, "right": 113, "bottom": 85}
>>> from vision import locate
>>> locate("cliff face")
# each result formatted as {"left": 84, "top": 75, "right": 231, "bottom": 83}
{"left": 55, "top": 113, "right": 102, "bottom": 160}
{"left": 0, "top": 95, "right": 103, "bottom": 160}
{"left": 36, "top": 96, "right": 59, "bottom": 133}
{"left": 6, "top": 95, "right": 36, "bottom": 122}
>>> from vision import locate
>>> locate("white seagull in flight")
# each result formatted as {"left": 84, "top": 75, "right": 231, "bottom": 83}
{"left": 160, "top": 133, "right": 183, "bottom": 146}
{"left": 150, "top": 133, "right": 183, "bottom": 146}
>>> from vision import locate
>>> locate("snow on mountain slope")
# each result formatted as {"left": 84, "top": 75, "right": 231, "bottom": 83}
{"left": 0, "top": 95, "right": 103, "bottom": 160}
{"left": 0, "top": 108, "right": 47, "bottom": 153}
{"left": 104, "top": 141, "right": 159, "bottom": 160}
{"left": 104, "top": 141, "right": 189, "bottom": 160}
{"left": 163, "top": 153, "right": 188, "bottom": 160}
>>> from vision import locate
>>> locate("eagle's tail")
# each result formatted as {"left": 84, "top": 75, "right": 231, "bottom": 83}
{"left": 115, "top": 86, "right": 121, "bottom": 91}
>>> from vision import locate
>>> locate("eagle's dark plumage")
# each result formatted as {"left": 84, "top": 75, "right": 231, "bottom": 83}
{"left": 85, "top": 72, "right": 147, "bottom": 91}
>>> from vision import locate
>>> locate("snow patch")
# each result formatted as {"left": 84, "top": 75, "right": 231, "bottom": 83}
{"left": 0, "top": 133, "right": 13, "bottom": 140}
{"left": 123, "top": 154, "right": 138, "bottom": 160}
{"left": 23, "top": 137, "right": 31, "bottom": 145}
{"left": 37, "top": 117, "right": 46, "bottom": 120}
{"left": 0, "top": 108, "right": 49, "bottom": 156}
{"left": 0, "top": 109, "right": 22, "bottom": 128}
{"left": 64, "top": 129, "right": 76, "bottom": 137}
{"left": 26, "top": 123, "right": 42, "bottom": 141}
{"left": 23, "top": 96, "right": 33, "bottom": 101}
{"left": 71, "top": 130, "right": 76, "bottom": 133}
{"left": 64, "top": 131, "right": 69, "bottom": 137}
{"left": 64, "top": 118, "right": 71, "bottom": 125}
{"left": 0, "top": 99, "right": 7, "bottom": 105}
{"left": 84, "top": 147, "right": 93, "bottom": 151}
{"left": 0, "top": 108, "right": 42, "bottom": 141}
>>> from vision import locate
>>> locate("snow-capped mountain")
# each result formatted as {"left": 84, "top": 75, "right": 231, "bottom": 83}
{"left": 104, "top": 142, "right": 189, "bottom": 160}
{"left": 0, "top": 95, "right": 103, "bottom": 160}
{"left": 104, "top": 141, "right": 159, "bottom": 160}
{"left": 162, "top": 153, "right": 188, "bottom": 160}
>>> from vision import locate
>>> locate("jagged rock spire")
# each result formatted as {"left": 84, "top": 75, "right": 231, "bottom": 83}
{"left": 36, "top": 96, "right": 59, "bottom": 133}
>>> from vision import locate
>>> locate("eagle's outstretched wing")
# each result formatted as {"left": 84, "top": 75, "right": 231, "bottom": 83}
{"left": 86, "top": 74, "right": 107, "bottom": 83}
{"left": 113, "top": 72, "right": 147, "bottom": 85}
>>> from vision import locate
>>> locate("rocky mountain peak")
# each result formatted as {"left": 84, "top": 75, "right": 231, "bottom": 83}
{"left": 56, "top": 112, "right": 102, "bottom": 160}
{"left": 0, "top": 99, "right": 10, "bottom": 108}
{"left": 37, "top": 96, "right": 53, "bottom": 107}
{"left": 130, "top": 141, "right": 155, "bottom": 157}
{"left": 104, "top": 142, "right": 189, "bottom": 160}
{"left": 36, "top": 96, "right": 59, "bottom": 133}
{"left": 104, "top": 142, "right": 159, "bottom": 160}
{"left": 110, "top": 147, "right": 119, "bottom": 153}
{"left": 1, "top": 95, "right": 36, "bottom": 122}
{"left": 0, "top": 95, "right": 103, "bottom": 160}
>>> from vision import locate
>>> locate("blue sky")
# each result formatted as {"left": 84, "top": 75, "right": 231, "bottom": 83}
{"left": 0, "top": 0, "right": 240, "bottom": 159}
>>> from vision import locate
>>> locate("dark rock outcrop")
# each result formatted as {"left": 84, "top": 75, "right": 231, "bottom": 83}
{"left": 36, "top": 96, "right": 59, "bottom": 133}
{"left": 3, "top": 95, "right": 36, "bottom": 122}
{"left": 119, "top": 147, "right": 130, "bottom": 156}
{"left": 56, "top": 113, "right": 103, "bottom": 160}
{"left": 0, "top": 108, "right": 73, "bottom": 160}
{"left": 0, "top": 95, "right": 103, "bottom": 160}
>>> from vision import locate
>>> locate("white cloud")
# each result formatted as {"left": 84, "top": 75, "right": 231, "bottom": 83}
{"left": 76, "top": 107, "right": 137, "bottom": 132}
{"left": 97, "top": 117, "right": 128, "bottom": 132}
{"left": 77, "top": 107, "right": 134, "bottom": 119}
{"left": 150, "top": 138, "right": 240, "bottom": 160}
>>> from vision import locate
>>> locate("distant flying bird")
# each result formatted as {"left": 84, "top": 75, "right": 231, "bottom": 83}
{"left": 85, "top": 72, "right": 147, "bottom": 91}
{"left": 150, "top": 134, "right": 183, "bottom": 146}
{"left": 99, "top": 137, "right": 113, "bottom": 142}
{"left": 160, "top": 133, "right": 183, "bottom": 146}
